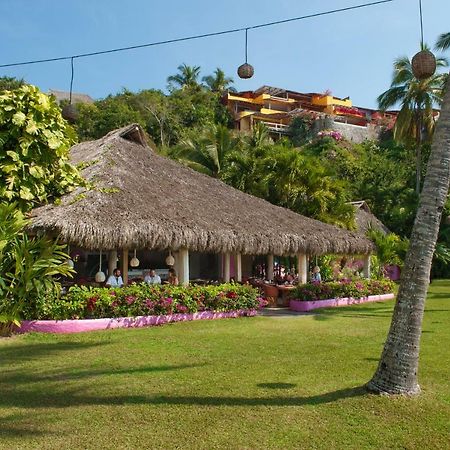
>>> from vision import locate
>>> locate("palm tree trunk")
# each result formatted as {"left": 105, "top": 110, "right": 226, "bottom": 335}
{"left": 415, "top": 107, "right": 422, "bottom": 195}
{"left": 367, "top": 76, "right": 450, "bottom": 395}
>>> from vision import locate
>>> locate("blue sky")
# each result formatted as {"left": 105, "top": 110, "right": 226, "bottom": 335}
{"left": 1, "top": 0, "right": 449, "bottom": 108}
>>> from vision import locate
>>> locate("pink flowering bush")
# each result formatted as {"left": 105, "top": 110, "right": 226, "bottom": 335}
{"left": 289, "top": 279, "right": 394, "bottom": 302}
{"left": 317, "top": 130, "right": 343, "bottom": 141}
{"left": 32, "top": 283, "right": 261, "bottom": 320}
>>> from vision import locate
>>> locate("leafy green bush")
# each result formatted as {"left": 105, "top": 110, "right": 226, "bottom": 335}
{"left": 29, "top": 283, "right": 262, "bottom": 320}
{"left": 0, "top": 85, "right": 83, "bottom": 211}
{"left": 289, "top": 279, "right": 395, "bottom": 302}
{"left": 0, "top": 203, "right": 73, "bottom": 332}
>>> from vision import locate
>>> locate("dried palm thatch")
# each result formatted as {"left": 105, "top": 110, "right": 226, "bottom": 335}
{"left": 350, "top": 201, "right": 389, "bottom": 235}
{"left": 30, "top": 124, "right": 374, "bottom": 255}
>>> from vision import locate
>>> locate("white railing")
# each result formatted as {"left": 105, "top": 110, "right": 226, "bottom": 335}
{"left": 261, "top": 121, "right": 289, "bottom": 133}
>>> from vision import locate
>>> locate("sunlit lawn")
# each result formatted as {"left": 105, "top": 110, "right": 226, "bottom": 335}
{"left": 0, "top": 281, "right": 449, "bottom": 449}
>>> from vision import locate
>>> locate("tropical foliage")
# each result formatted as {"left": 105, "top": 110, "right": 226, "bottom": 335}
{"left": 30, "top": 283, "right": 262, "bottom": 320}
{"left": 0, "top": 85, "right": 83, "bottom": 211}
{"left": 367, "top": 228, "right": 409, "bottom": 277}
{"left": 289, "top": 278, "right": 394, "bottom": 302}
{"left": 202, "top": 68, "right": 235, "bottom": 92}
{"left": 0, "top": 203, "right": 73, "bottom": 332}
{"left": 377, "top": 48, "right": 448, "bottom": 192}
{"left": 167, "top": 63, "right": 201, "bottom": 91}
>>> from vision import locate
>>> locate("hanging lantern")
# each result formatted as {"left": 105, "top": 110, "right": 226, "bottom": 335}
{"left": 95, "top": 249, "right": 106, "bottom": 283}
{"left": 237, "top": 28, "right": 254, "bottom": 79}
{"left": 65, "top": 243, "right": 74, "bottom": 268}
{"left": 130, "top": 249, "right": 140, "bottom": 268}
{"left": 62, "top": 58, "right": 78, "bottom": 122}
{"left": 62, "top": 103, "right": 78, "bottom": 123}
{"left": 411, "top": 50, "right": 436, "bottom": 80}
{"left": 65, "top": 258, "right": 74, "bottom": 268}
{"left": 237, "top": 63, "right": 254, "bottom": 79}
{"left": 165, "top": 250, "right": 175, "bottom": 267}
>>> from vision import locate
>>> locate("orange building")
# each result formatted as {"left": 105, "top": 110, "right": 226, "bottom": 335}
{"left": 224, "top": 86, "right": 397, "bottom": 142}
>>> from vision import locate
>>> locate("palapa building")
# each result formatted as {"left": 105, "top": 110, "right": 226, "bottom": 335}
{"left": 30, "top": 124, "right": 374, "bottom": 285}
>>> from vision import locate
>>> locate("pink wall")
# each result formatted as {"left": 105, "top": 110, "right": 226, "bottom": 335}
{"left": 290, "top": 294, "right": 395, "bottom": 312}
{"left": 15, "top": 310, "right": 257, "bottom": 334}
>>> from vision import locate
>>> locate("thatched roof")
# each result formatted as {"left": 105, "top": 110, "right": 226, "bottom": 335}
{"left": 350, "top": 201, "right": 389, "bottom": 235}
{"left": 30, "top": 124, "right": 374, "bottom": 255}
{"left": 49, "top": 89, "right": 94, "bottom": 104}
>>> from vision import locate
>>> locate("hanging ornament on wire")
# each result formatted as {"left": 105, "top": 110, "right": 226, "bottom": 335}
{"left": 411, "top": 0, "right": 436, "bottom": 80}
{"left": 65, "top": 244, "right": 74, "bottom": 268}
{"left": 95, "top": 249, "right": 106, "bottom": 283}
{"left": 237, "top": 29, "right": 254, "bottom": 79}
{"left": 165, "top": 250, "right": 175, "bottom": 267}
{"left": 130, "top": 249, "right": 140, "bottom": 268}
{"left": 62, "top": 57, "right": 79, "bottom": 122}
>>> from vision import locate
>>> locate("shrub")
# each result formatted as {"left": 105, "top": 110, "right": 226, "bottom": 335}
{"left": 28, "top": 283, "right": 262, "bottom": 320}
{"left": 0, "top": 203, "right": 73, "bottom": 333}
{"left": 289, "top": 278, "right": 395, "bottom": 302}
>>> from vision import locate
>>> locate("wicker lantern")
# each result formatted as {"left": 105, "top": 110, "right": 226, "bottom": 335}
{"left": 62, "top": 103, "right": 79, "bottom": 123}
{"left": 237, "top": 63, "right": 254, "bottom": 79}
{"left": 165, "top": 250, "right": 175, "bottom": 267}
{"left": 95, "top": 249, "right": 106, "bottom": 283}
{"left": 237, "top": 28, "right": 254, "bottom": 79}
{"left": 411, "top": 50, "right": 436, "bottom": 80}
{"left": 130, "top": 249, "right": 140, "bottom": 268}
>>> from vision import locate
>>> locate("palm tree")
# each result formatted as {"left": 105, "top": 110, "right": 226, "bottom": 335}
{"left": 367, "top": 229, "right": 408, "bottom": 278}
{"left": 377, "top": 51, "right": 448, "bottom": 193}
{"left": 367, "top": 76, "right": 450, "bottom": 395}
{"left": 202, "top": 68, "right": 235, "bottom": 93}
{"left": 167, "top": 64, "right": 201, "bottom": 91}
{"left": 436, "top": 32, "right": 450, "bottom": 51}
{"left": 172, "top": 125, "right": 240, "bottom": 178}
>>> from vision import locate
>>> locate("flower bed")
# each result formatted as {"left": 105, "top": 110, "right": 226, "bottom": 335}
{"left": 288, "top": 279, "right": 395, "bottom": 312}
{"left": 29, "top": 283, "right": 263, "bottom": 320}
{"left": 15, "top": 283, "right": 263, "bottom": 334}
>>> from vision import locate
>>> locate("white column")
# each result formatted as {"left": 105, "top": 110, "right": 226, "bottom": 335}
{"left": 178, "top": 248, "right": 190, "bottom": 286}
{"left": 363, "top": 254, "right": 371, "bottom": 279}
{"left": 297, "top": 253, "right": 307, "bottom": 284}
{"left": 224, "top": 252, "right": 231, "bottom": 282}
{"left": 267, "top": 254, "right": 274, "bottom": 281}
{"left": 108, "top": 250, "right": 117, "bottom": 276}
{"left": 235, "top": 253, "right": 242, "bottom": 282}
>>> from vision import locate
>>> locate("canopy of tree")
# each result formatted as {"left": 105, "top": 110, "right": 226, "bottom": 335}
{"left": 0, "top": 84, "right": 83, "bottom": 211}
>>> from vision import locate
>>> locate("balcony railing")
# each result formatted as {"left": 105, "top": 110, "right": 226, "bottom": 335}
{"left": 260, "top": 121, "right": 290, "bottom": 133}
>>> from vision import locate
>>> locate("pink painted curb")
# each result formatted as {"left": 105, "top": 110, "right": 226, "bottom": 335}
{"left": 289, "top": 293, "right": 395, "bottom": 312}
{"left": 16, "top": 309, "right": 257, "bottom": 334}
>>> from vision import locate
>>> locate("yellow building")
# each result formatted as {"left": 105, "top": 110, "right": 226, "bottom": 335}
{"left": 224, "top": 85, "right": 396, "bottom": 142}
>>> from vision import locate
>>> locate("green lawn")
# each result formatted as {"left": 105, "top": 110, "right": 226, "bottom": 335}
{"left": 1, "top": 281, "right": 449, "bottom": 449}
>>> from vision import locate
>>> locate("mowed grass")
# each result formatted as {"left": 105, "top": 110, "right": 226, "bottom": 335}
{"left": 0, "top": 282, "right": 449, "bottom": 449}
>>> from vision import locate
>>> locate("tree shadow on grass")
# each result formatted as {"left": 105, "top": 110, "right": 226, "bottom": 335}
{"left": 312, "top": 305, "right": 394, "bottom": 321}
{"left": 257, "top": 382, "right": 297, "bottom": 389}
{"left": 0, "top": 341, "right": 108, "bottom": 366}
{"left": 425, "top": 293, "right": 450, "bottom": 300}
{"left": 0, "top": 385, "right": 368, "bottom": 409}
{"left": 0, "top": 414, "right": 51, "bottom": 439}
{"left": 0, "top": 363, "right": 207, "bottom": 384}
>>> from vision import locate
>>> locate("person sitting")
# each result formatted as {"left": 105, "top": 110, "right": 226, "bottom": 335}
{"left": 105, "top": 268, "right": 124, "bottom": 288}
{"left": 311, "top": 266, "right": 322, "bottom": 282}
{"left": 144, "top": 269, "right": 161, "bottom": 285}
{"left": 284, "top": 270, "right": 295, "bottom": 284}
{"left": 167, "top": 268, "right": 179, "bottom": 286}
